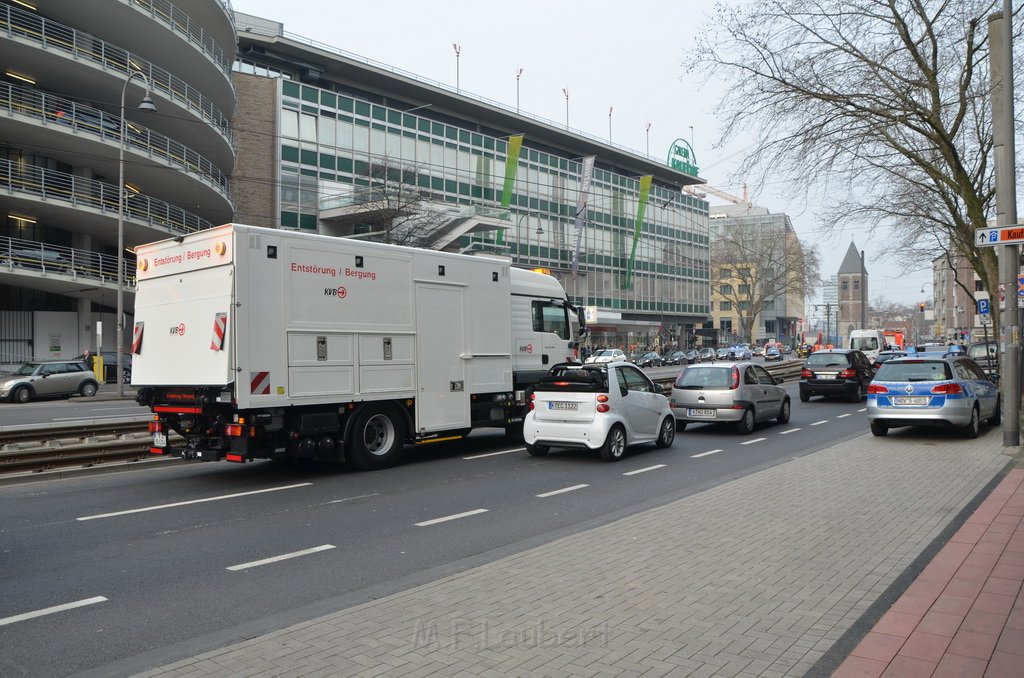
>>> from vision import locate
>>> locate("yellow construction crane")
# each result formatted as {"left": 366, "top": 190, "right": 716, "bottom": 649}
{"left": 683, "top": 183, "right": 751, "bottom": 207}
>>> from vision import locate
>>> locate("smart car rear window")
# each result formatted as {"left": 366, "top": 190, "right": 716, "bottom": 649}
{"left": 875, "top": 360, "right": 952, "bottom": 381}
{"left": 537, "top": 366, "right": 608, "bottom": 393}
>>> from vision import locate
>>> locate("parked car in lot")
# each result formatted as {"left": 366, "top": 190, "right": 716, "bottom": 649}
{"left": 631, "top": 351, "right": 663, "bottom": 368}
{"left": 799, "top": 349, "right": 875, "bottom": 402}
{"left": 866, "top": 356, "right": 999, "bottom": 438}
{"left": 75, "top": 351, "right": 132, "bottom": 384}
{"left": 698, "top": 348, "right": 717, "bottom": 362}
{"left": 585, "top": 348, "right": 627, "bottom": 364}
{"left": 0, "top": 360, "right": 99, "bottom": 403}
{"left": 523, "top": 362, "right": 675, "bottom": 461}
{"left": 670, "top": 361, "right": 790, "bottom": 434}
{"left": 763, "top": 346, "right": 783, "bottom": 362}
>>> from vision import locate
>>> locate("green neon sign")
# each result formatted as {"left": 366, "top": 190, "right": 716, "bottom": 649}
{"left": 667, "top": 138, "right": 699, "bottom": 175}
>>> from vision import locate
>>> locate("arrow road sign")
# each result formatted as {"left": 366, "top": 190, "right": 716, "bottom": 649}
{"left": 976, "top": 224, "right": 1024, "bottom": 247}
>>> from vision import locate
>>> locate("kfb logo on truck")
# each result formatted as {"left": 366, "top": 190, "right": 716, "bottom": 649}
{"left": 325, "top": 286, "right": 347, "bottom": 299}
{"left": 169, "top": 323, "right": 186, "bottom": 336}
{"left": 517, "top": 342, "right": 534, "bottom": 354}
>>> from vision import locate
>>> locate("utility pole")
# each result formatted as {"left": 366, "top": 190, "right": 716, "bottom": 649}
{"left": 989, "top": 6, "right": 1019, "bottom": 446}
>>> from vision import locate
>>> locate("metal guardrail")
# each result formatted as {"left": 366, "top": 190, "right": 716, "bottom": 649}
{"left": 129, "top": 0, "right": 233, "bottom": 76}
{"left": 0, "top": 2, "right": 233, "bottom": 142}
{"left": 0, "top": 82, "right": 231, "bottom": 199}
{"left": 650, "top": 359, "right": 804, "bottom": 395}
{"left": 0, "top": 158, "right": 214, "bottom": 236}
{"left": 1, "top": 234, "right": 135, "bottom": 288}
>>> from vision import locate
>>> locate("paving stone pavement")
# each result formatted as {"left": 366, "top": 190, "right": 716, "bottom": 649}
{"left": 131, "top": 431, "right": 1015, "bottom": 678}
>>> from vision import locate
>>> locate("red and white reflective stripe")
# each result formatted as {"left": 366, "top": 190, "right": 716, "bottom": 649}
{"left": 131, "top": 322, "right": 144, "bottom": 354}
{"left": 211, "top": 312, "right": 227, "bottom": 351}
{"left": 250, "top": 371, "right": 270, "bottom": 395}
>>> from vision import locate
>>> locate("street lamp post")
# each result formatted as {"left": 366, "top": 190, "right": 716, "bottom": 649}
{"left": 608, "top": 106, "right": 613, "bottom": 143}
{"left": 645, "top": 122, "right": 651, "bottom": 157}
{"left": 515, "top": 212, "right": 543, "bottom": 263}
{"left": 562, "top": 88, "right": 569, "bottom": 129}
{"left": 515, "top": 67, "right": 523, "bottom": 113}
{"left": 452, "top": 43, "right": 461, "bottom": 93}
{"left": 117, "top": 70, "right": 156, "bottom": 396}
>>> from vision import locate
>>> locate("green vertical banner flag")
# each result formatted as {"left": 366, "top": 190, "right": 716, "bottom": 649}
{"left": 497, "top": 134, "right": 525, "bottom": 245}
{"left": 625, "top": 175, "right": 653, "bottom": 289}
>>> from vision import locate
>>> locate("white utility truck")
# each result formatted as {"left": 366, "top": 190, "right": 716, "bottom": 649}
{"left": 132, "top": 224, "right": 585, "bottom": 469}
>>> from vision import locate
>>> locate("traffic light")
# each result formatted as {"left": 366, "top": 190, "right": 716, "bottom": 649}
{"left": 918, "top": 302, "right": 925, "bottom": 312}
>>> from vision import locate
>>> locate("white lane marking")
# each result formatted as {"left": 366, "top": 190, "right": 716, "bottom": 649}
{"left": 325, "top": 493, "right": 379, "bottom": 505}
{"left": 463, "top": 448, "right": 522, "bottom": 460}
{"left": 810, "top": 420, "right": 828, "bottom": 426}
{"left": 837, "top": 413, "right": 852, "bottom": 418}
{"left": 227, "top": 544, "right": 335, "bottom": 571}
{"left": 857, "top": 408, "right": 867, "bottom": 412}
{"left": 740, "top": 437, "right": 766, "bottom": 445}
{"left": 623, "top": 464, "right": 666, "bottom": 476}
{"left": 77, "top": 483, "right": 313, "bottom": 521}
{"left": 415, "top": 508, "right": 489, "bottom": 527}
{"left": 691, "top": 449, "right": 722, "bottom": 458}
{"left": 0, "top": 596, "right": 107, "bottom": 627}
{"left": 536, "top": 484, "right": 589, "bottom": 498}
{"left": 779, "top": 428, "right": 801, "bottom": 435}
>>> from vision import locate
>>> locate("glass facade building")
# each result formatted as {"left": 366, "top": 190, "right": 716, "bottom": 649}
{"left": 234, "top": 12, "right": 711, "bottom": 351}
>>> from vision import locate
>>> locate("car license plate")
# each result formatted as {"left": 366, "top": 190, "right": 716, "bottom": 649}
{"left": 548, "top": 401, "right": 578, "bottom": 411}
{"left": 893, "top": 396, "right": 929, "bottom": 406}
{"left": 153, "top": 431, "right": 167, "bottom": 447}
{"left": 687, "top": 408, "right": 716, "bottom": 418}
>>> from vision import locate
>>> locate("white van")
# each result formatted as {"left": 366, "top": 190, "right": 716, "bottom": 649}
{"left": 848, "top": 329, "right": 886, "bottom": 362}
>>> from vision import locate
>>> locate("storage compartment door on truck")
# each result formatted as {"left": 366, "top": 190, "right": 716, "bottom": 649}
{"left": 131, "top": 264, "right": 235, "bottom": 386}
{"left": 415, "top": 282, "right": 470, "bottom": 431}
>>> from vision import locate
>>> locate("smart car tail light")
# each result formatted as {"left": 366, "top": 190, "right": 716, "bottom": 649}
{"left": 931, "top": 383, "right": 963, "bottom": 394}
{"left": 867, "top": 383, "right": 888, "bottom": 394}
{"left": 596, "top": 393, "right": 610, "bottom": 413}
{"left": 529, "top": 392, "right": 536, "bottom": 411}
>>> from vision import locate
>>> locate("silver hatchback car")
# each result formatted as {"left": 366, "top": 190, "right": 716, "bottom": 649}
{"left": 0, "top": 360, "right": 99, "bottom": 403}
{"left": 670, "top": 361, "right": 790, "bottom": 434}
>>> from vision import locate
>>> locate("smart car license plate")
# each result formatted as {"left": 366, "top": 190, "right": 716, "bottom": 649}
{"left": 893, "top": 396, "right": 929, "bottom": 406}
{"left": 153, "top": 431, "right": 167, "bottom": 447}
{"left": 548, "top": 401, "right": 578, "bottom": 411}
{"left": 687, "top": 408, "right": 715, "bottom": 418}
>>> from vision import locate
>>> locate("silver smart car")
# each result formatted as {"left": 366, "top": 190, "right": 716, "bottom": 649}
{"left": 670, "top": 361, "right": 790, "bottom": 434}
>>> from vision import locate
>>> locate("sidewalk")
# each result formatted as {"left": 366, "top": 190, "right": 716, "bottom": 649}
{"left": 835, "top": 468, "right": 1024, "bottom": 677}
{"left": 116, "top": 430, "right": 1017, "bottom": 678}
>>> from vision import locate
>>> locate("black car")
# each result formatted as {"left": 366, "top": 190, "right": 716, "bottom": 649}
{"left": 683, "top": 349, "right": 700, "bottom": 364}
{"left": 662, "top": 350, "right": 686, "bottom": 365}
{"left": 632, "top": 351, "right": 663, "bottom": 368}
{"left": 75, "top": 351, "right": 132, "bottom": 384}
{"left": 872, "top": 349, "right": 907, "bottom": 370}
{"left": 799, "top": 349, "right": 875, "bottom": 402}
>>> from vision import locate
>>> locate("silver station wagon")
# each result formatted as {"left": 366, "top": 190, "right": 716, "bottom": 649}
{"left": 670, "top": 362, "right": 790, "bottom": 434}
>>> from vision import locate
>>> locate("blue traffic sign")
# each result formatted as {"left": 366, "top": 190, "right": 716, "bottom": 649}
{"left": 978, "top": 298, "right": 990, "bottom": 315}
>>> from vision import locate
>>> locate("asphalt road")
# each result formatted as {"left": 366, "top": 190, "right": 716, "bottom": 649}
{"left": 0, "top": 380, "right": 872, "bottom": 677}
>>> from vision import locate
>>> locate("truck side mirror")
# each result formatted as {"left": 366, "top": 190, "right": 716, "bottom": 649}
{"left": 576, "top": 308, "right": 588, "bottom": 337}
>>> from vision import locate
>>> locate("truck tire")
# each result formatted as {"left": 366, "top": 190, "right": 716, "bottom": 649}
{"left": 347, "top": 405, "right": 405, "bottom": 470}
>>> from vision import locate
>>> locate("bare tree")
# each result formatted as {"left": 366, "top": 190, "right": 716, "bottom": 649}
{"left": 328, "top": 162, "right": 453, "bottom": 248}
{"left": 712, "top": 218, "right": 820, "bottom": 343}
{"left": 690, "top": 0, "right": 1019, "bottom": 340}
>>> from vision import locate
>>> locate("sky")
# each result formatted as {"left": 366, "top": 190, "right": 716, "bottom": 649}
{"left": 231, "top": 0, "right": 937, "bottom": 308}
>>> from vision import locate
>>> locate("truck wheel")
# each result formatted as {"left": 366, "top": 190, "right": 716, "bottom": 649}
{"left": 347, "top": 405, "right": 405, "bottom": 470}
{"left": 525, "top": 443, "right": 549, "bottom": 456}
{"left": 599, "top": 425, "right": 627, "bottom": 462}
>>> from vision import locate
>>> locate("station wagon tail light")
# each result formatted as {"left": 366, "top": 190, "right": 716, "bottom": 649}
{"left": 596, "top": 393, "right": 610, "bottom": 412}
{"left": 529, "top": 392, "right": 536, "bottom": 411}
{"left": 867, "top": 383, "right": 888, "bottom": 394}
{"left": 931, "top": 383, "right": 963, "bottom": 394}
{"left": 801, "top": 368, "right": 814, "bottom": 379}
{"left": 838, "top": 367, "right": 857, "bottom": 378}
{"left": 729, "top": 366, "right": 740, "bottom": 390}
